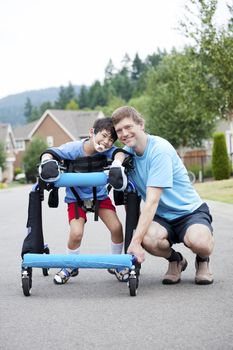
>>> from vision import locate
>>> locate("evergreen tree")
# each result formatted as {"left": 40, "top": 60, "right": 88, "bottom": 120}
{"left": 55, "top": 82, "right": 76, "bottom": 109}
{"left": 24, "top": 97, "right": 33, "bottom": 122}
{"left": 88, "top": 81, "right": 107, "bottom": 109}
{"left": 78, "top": 85, "right": 89, "bottom": 109}
{"left": 40, "top": 101, "right": 53, "bottom": 115}
{"left": 104, "top": 59, "right": 116, "bottom": 80}
{"left": 212, "top": 132, "right": 230, "bottom": 180}
{"left": 131, "top": 53, "right": 145, "bottom": 81}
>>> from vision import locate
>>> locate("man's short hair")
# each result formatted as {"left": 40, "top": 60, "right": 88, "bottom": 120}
{"left": 111, "top": 106, "right": 144, "bottom": 125}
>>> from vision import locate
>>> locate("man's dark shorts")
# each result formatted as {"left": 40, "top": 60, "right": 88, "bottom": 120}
{"left": 153, "top": 203, "right": 213, "bottom": 245}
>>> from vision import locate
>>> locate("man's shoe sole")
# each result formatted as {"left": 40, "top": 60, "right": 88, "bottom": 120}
{"left": 195, "top": 278, "right": 214, "bottom": 285}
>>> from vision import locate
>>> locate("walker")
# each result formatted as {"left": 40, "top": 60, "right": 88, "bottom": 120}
{"left": 21, "top": 167, "right": 141, "bottom": 297}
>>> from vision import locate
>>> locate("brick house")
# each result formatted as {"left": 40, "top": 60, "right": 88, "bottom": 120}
{"left": 0, "top": 123, "right": 16, "bottom": 182}
{"left": 13, "top": 109, "right": 105, "bottom": 169}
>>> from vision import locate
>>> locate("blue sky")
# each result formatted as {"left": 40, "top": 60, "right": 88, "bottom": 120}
{"left": 0, "top": 0, "right": 230, "bottom": 98}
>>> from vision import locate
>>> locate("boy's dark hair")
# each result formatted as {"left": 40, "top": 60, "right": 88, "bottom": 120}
{"left": 93, "top": 117, "right": 117, "bottom": 142}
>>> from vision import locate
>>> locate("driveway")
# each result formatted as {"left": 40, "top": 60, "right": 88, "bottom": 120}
{"left": 0, "top": 186, "right": 233, "bottom": 350}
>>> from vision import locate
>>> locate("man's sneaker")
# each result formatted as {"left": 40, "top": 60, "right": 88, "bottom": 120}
{"left": 107, "top": 268, "right": 130, "bottom": 282}
{"left": 162, "top": 256, "right": 188, "bottom": 284}
{"left": 53, "top": 268, "right": 79, "bottom": 285}
{"left": 195, "top": 257, "right": 213, "bottom": 285}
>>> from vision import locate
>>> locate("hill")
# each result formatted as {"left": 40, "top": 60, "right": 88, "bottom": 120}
{"left": 0, "top": 85, "right": 81, "bottom": 126}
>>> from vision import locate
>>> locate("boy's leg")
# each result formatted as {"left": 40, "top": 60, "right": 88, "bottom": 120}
{"left": 98, "top": 205, "right": 129, "bottom": 281}
{"left": 54, "top": 204, "right": 86, "bottom": 285}
{"left": 98, "top": 208, "right": 123, "bottom": 245}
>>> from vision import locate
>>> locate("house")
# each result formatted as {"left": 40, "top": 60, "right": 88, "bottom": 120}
{"left": 13, "top": 109, "right": 105, "bottom": 169}
{"left": 0, "top": 123, "right": 16, "bottom": 182}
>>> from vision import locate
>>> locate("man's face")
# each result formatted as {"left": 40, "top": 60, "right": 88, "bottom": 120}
{"left": 114, "top": 117, "right": 144, "bottom": 148}
{"left": 90, "top": 128, "right": 114, "bottom": 152}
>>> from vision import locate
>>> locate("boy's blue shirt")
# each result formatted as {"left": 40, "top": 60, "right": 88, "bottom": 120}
{"left": 124, "top": 135, "right": 203, "bottom": 220}
{"left": 48, "top": 139, "right": 116, "bottom": 203}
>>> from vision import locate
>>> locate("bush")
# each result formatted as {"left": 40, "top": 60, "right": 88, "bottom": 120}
{"left": 23, "top": 137, "right": 48, "bottom": 183}
{"left": 14, "top": 167, "right": 23, "bottom": 177}
{"left": 212, "top": 132, "right": 230, "bottom": 180}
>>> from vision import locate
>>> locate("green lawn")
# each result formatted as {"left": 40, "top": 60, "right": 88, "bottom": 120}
{"left": 194, "top": 178, "right": 233, "bottom": 204}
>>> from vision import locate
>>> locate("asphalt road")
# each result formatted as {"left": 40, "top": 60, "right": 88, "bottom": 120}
{"left": 0, "top": 185, "right": 233, "bottom": 350}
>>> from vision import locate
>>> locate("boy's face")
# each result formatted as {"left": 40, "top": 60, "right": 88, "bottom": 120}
{"left": 90, "top": 128, "right": 115, "bottom": 152}
{"left": 114, "top": 117, "right": 144, "bottom": 148}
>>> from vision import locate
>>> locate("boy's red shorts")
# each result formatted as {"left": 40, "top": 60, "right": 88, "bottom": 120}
{"left": 67, "top": 197, "right": 116, "bottom": 222}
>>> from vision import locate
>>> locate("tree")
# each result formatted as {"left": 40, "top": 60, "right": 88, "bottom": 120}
{"left": 146, "top": 50, "right": 218, "bottom": 148}
{"left": 88, "top": 81, "right": 107, "bottom": 109}
{"left": 128, "top": 95, "right": 151, "bottom": 126}
{"left": 131, "top": 53, "right": 144, "bottom": 81}
{"left": 40, "top": 101, "right": 53, "bottom": 115}
{"left": 23, "top": 137, "right": 48, "bottom": 183}
{"left": 65, "top": 99, "right": 79, "bottom": 110}
{"left": 104, "top": 59, "right": 116, "bottom": 81}
{"left": 0, "top": 142, "right": 6, "bottom": 170}
{"left": 55, "top": 82, "right": 76, "bottom": 109}
{"left": 78, "top": 85, "right": 89, "bottom": 109}
{"left": 179, "top": 0, "right": 233, "bottom": 120}
{"left": 100, "top": 96, "right": 126, "bottom": 117}
{"left": 212, "top": 132, "right": 230, "bottom": 180}
{"left": 24, "top": 97, "right": 33, "bottom": 122}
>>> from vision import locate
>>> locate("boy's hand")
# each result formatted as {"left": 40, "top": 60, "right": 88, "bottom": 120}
{"left": 39, "top": 159, "right": 60, "bottom": 181}
{"left": 109, "top": 160, "right": 127, "bottom": 191}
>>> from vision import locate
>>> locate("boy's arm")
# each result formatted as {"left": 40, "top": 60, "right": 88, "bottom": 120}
{"left": 39, "top": 152, "right": 60, "bottom": 181}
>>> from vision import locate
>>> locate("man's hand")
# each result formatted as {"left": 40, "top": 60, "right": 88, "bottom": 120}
{"left": 127, "top": 241, "right": 145, "bottom": 263}
{"left": 109, "top": 159, "right": 127, "bottom": 191}
{"left": 39, "top": 159, "right": 60, "bottom": 181}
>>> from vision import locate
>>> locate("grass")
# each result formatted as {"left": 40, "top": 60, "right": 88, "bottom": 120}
{"left": 194, "top": 178, "right": 233, "bottom": 204}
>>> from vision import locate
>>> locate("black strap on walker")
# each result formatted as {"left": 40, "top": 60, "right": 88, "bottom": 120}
{"left": 70, "top": 186, "right": 100, "bottom": 221}
{"left": 65, "top": 154, "right": 111, "bottom": 221}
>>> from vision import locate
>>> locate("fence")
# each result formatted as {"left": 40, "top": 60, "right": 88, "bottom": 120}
{"left": 182, "top": 152, "right": 233, "bottom": 182}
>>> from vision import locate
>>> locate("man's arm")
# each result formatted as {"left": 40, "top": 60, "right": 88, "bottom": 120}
{"left": 127, "top": 186, "right": 163, "bottom": 263}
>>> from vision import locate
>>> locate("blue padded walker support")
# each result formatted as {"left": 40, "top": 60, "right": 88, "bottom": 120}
{"left": 22, "top": 253, "right": 134, "bottom": 270}
{"left": 54, "top": 172, "right": 108, "bottom": 188}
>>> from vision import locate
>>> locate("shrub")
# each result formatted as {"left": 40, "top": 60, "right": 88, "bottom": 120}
{"left": 23, "top": 137, "right": 48, "bottom": 183}
{"left": 212, "top": 132, "right": 230, "bottom": 180}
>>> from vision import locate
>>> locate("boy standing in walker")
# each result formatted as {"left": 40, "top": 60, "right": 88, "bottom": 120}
{"left": 39, "top": 118, "right": 128, "bottom": 284}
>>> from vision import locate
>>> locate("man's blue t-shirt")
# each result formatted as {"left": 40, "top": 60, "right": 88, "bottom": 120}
{"left": 125, "top": 135, "right": 202, "bottom": 220}
{"left": 48, "top": 139, "right": 115, "bottom": 203}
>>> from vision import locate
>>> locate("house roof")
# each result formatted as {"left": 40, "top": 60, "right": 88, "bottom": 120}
{"left": 13, "top": 110, "right": 105, "bottom": 140}
{"left": 13, "top": 120, "right": 38, "bottom": 139}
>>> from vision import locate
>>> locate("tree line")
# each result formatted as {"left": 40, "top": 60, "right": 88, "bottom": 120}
{"left": 24, "top": 0, "right": 233, "bottom": 150}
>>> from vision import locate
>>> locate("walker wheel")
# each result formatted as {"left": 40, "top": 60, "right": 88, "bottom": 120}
{"left": 128, "top": 276, "right": 138, "bottom": 297}
{"left": 22, "top": 268, "right": 32, "bottom": 297}
{"left": 42, "top": 245, "right": 50, "bottom": 276}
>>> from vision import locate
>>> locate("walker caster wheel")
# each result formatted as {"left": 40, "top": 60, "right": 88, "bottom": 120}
{"left": 42, "top": 245, "right": 50, "bottom": 276}
{"left": 128, "top": 266, "right": 139, "bottom": 297}
{"left": 128, "top": 276, "right": 137, "bottom": 296}
{"left": 22, "top": 268, "right": 32, "bottom": 297}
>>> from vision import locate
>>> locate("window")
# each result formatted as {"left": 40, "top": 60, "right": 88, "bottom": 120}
{"left": 15, "top": 139, "right": 25, "bottom": 151}
{"left": 47, "top": 136, "right": 54, "bottom": 147}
